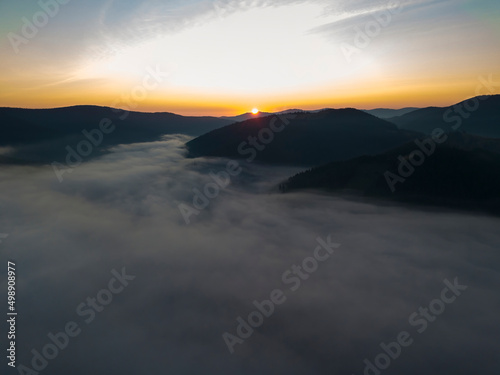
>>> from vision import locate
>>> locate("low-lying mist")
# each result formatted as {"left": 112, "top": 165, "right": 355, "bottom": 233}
{"left": 1, "top": 136, "right": 499, "bottom": 375}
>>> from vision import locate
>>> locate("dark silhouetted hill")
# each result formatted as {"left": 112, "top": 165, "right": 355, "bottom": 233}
{"left": 388, "top": 95, "right": 500, "bottom": 137}
{"left": 0, "top": 106, "right": 232, "bottom": 162}
{"left": 280, "top": 132, "right": 500, "bottom": 215}
{"left": 187, "top": 109, "right": 422, "bottom": 166}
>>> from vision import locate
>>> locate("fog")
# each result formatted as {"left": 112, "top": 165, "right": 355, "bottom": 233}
{"left": 1, "top": 136, "right": 499, "bottom": 375}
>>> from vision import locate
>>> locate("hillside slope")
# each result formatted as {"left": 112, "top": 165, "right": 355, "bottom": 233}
{"left": 281, "top": 133, "right": 500, "bottom": 214}
{"left": 388, "top": 95, "right": 500, "bottom": 137}
{"left": 187, "top": 109, "right": 422, "bottom": 166}
{"left": 0, "top": 106, "right": 232, "bottom": 162}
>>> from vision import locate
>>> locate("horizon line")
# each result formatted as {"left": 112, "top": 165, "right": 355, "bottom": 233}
{"left": 0, "top": 94, "right": 496, "bottom": 117}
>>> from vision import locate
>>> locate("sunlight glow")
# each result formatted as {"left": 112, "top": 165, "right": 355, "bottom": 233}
{"left": 78, "top": 3, "right": 348, "bottom": 93}
{"left": 1, "top": 0, "right": 499, "bottom": 115}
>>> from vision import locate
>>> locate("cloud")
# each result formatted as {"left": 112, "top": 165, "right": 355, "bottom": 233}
{"left": 309, "top": 0, "right": 453, "bottom": 38}
{"left": 1, "top": 137, "right": 499, "bottom": 374}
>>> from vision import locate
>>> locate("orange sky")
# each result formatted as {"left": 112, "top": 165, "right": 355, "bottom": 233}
{"left": 1, "top": 0, "right": 499, "bottom": 116}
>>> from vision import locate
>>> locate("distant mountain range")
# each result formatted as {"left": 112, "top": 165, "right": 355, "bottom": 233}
{"left": 0, "top": 105, "right": 232, "bottom": 162}
{"left": 220, "top": 112, "right": 273, "bottom": 122}
{"left": 0, "top": 105, "right": 233, "bottom": 144}
{"left": 363, "top": 107, "right": 420, "bottom": 119}
{"left": 223, "top": 108, "right": 421, "bottom": 122}
{"left": 1, "top": 95, "right": 499, "bottom": 176}
{"left": 187, "top": 109, "right": 421, "bottom": 166}
{"left": 220, "top": 107, "right": 419, "bottom": 122}
{"left": 220, "top": 109, "right": 309, "bottom": 123}
{"left": 280, "top": 132, "right": 500, "bottom": 215}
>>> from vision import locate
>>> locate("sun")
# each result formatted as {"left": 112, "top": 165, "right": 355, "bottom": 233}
{"left": 252, "top": 108, "right": 259, "bottom": 114}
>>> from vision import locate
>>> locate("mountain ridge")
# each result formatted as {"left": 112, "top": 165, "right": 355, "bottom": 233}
{"left": 280, "top": 132, "right": 500, "bottom": 215}
{"left": 0, "top": 105, "right": 233, "bottom": 162}
{"left": 186, "top": 108, "right": 422, "bottom": 166}
{"left": 388, "top": 95, "right": 500, "bottom": 137}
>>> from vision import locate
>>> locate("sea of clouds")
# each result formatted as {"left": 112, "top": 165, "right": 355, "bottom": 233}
{"left": 1, "top": 135, "right": 499, "bottom": 375}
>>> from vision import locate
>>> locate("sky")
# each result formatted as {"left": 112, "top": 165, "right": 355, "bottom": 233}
{"left": 0, "top": 0, "right": 499, "bottom": 115}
